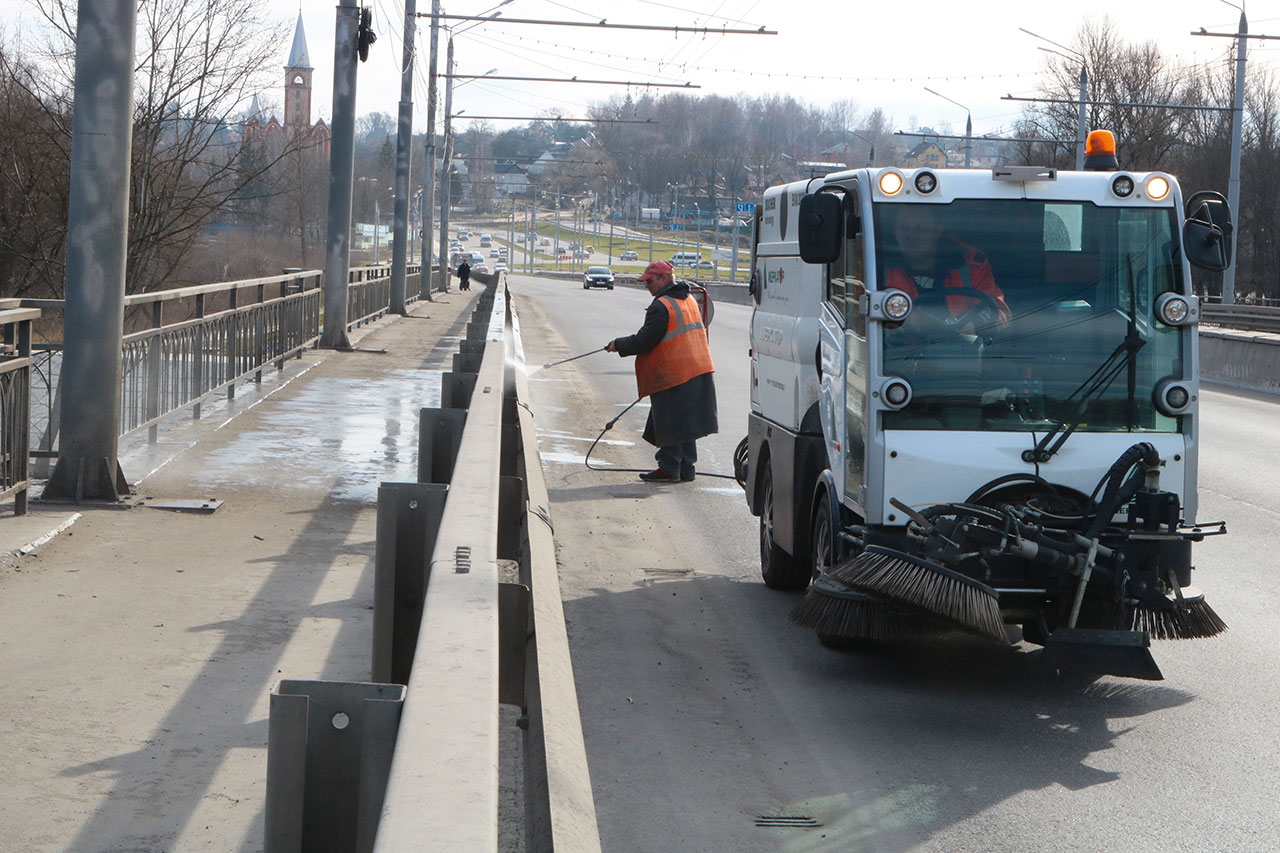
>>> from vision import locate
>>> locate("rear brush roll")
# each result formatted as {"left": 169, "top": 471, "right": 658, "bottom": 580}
{"left": 826, "top": 545, "right": 1008, "bottom": 643}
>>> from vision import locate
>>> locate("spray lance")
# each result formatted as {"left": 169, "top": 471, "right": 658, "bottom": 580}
{"left": 540, "top": 346, "right": 607, "bottom": 370}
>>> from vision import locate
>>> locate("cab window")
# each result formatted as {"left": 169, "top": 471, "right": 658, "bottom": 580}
{"left": 827, "top": 191, "right": 865, "bottom": 329}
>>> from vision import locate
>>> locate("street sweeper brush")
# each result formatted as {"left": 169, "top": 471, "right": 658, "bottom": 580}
{"left": 826, "top": 545, "right": 1008, "bottom": 644}
{"left": 1079, "top": 586, "right": 1228, "bottom": 640}
{"left": 790, "top": 575, "right": 946, "bottom": 642}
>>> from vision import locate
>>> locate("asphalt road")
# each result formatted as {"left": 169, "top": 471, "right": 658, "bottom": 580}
{"left": 508, "top": 271, "right": 1280, "bottom": 852}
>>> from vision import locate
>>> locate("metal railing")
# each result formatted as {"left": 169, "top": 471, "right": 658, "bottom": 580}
{"left": 265, "top": 278, "right": 600, "bottom": 851}
{"left": 1, "top": 307, "right": 38, "bottom": 513}
{"left": 1200, "top": 302, "right": 1280, "bottom": 333}
{"left": 9, "top": 264, "right": 421, "bottom": 455}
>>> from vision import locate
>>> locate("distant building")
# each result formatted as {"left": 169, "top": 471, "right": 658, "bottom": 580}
{"left": 493, "top": 161, "right": 531, "bottom": 196}
{"left": 243, "top": 14, "right": 330, "bottom": 154}
{"left": 904, "top": 141, "right": 947, "bottom": 169}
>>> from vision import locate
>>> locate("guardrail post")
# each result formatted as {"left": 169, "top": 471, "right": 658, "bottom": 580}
{"left": 265, "top": 680, "right": 405, "bottom": 853}
{"left": 417, "top": 407, "right": 466, "bottom": 485}
{"left": 146, "top": 301, "right": 162, "bottom": 443}
{"left": 372, "top": 482, "right": 448, "bottom": 684}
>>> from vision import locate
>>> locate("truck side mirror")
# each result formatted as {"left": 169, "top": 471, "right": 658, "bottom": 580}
{"left": 798, "top": 193, "right": 842, "bottom": 264}
{"left": 1182, "top": 190, "right": 1233, "bottom": 272}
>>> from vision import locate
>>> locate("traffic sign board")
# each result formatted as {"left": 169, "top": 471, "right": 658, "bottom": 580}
{"left": 735, "top": 202, "right": 756, "bottom": 213}
{"left": 670, "top": 224, "right": 683, "bottom": 231}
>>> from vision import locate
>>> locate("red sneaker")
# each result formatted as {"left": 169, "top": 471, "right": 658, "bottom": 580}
{"left": 639, "top": 468, "right": 676, "bottom": 482}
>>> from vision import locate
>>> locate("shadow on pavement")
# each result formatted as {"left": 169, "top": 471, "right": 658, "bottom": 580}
{"left": 561, "top": 572, "right": 1193, "bottom": 852}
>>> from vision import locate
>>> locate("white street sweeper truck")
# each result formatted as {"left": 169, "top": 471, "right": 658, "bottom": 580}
{"left": 740, "top": 131, "right": 1232, "bottom": 680}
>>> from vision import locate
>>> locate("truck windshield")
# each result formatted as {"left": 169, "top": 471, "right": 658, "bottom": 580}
{"left": 873, "top": 200, "right": 1183, "bottom": 434}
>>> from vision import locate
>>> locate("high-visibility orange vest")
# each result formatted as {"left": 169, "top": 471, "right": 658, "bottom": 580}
{"left": 635, "top": 294, "right": 715, "bottom": 398}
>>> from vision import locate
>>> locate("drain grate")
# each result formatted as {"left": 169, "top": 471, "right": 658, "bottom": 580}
{"left": 755, "top": 815, "right": 822, "bottom": 828}
{"left": 455, "top": 545, "right": 472, "bottom": 573}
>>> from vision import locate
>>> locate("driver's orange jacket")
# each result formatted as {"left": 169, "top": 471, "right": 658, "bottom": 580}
{"left": 886, "top": 243, "right": 1010, "bottom": 325}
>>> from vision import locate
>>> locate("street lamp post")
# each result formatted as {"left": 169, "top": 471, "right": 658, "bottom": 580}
{"left": 1022, "top": 28, "right": 1088, "bottom": 170}
{"left": 924, "top": 87, "right": 972, "bottom": 168}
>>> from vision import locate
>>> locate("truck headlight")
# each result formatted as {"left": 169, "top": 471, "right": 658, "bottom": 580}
{"left": 878, "top": 170, "right": 904, "bottom": 195}
{"left": 1112, "top": 174, "right": 1135, "bottom": 198}
{"left": 913, "top": 171, "right": 938, "bottom": 194}
{"left": 869, "top": 288, "right": 913, "bottom": 322}
{"left": 884, "top": 291, "right": 912, "bottom": 320}
{"left": 879, "top": 377, "right": 913, "bottom": 410}
{"left": 1156, "top": 292, "right": 1198, "bottom": 326}
{"left": 1153, "top": 378, "right": 1193, "bottom": 415}
{"left": 1146, "top": 175, "right": 1170, "bottom": 200}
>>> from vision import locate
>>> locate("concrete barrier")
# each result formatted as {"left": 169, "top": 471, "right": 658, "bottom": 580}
{"left": 1200, "top": 327, "right": 1280, "bottom": 395}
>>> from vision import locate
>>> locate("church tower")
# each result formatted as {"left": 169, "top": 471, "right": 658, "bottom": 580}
{"left": 283, "top": 14, "right": 312, "bottom": 132}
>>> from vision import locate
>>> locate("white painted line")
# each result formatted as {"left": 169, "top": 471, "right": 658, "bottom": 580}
{"left": 215, "top": 361, "right": 322, "bottom": 430}
{"left": 135, "top": 442, "right": 199, "bottom": 484}
{"left": 16, "top": 512, "right": 83, "bottom": 556}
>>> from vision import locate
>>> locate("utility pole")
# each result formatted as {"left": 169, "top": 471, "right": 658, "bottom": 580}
{"left": 389, "top": 0, "right": 417, "bottom": 314}
{"left": 321, "top": 0, "right": 360, "bottom": 348}
{"left": 1076, "top": 65, "right": 1088, "bottom": 170}
{"left": 44, "top": 0, "right": 137, "bottom": 502}
{"left": 1225, "top": 11, "right": 1247, "bottom": 304}
{"left": 437, "top": 37, "right": 455, "bottom": 293}
{"left": 419, "top": 0, "right": 440, "bottom": 300}
{"left": 553, "top": 186, "right": 561, "bottom": 269}
{"left": 528, "top": 197, "right": 536, "bottom": 274}
{"left": 1189, "top": 10, "right": 1265, "bottom": 303}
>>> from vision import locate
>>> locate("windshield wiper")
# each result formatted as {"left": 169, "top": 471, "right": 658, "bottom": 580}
{"left": 1023, "top": 256, "right": 1145, "bottom": 465}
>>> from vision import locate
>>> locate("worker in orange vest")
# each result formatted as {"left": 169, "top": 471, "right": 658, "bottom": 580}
{"left": 606, "top": 261, "right": 718, "bottom": 482}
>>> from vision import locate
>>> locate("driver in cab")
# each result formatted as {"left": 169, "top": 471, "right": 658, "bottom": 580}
{"left": 885, "top": 205, "right": 1010, "bottom": 330}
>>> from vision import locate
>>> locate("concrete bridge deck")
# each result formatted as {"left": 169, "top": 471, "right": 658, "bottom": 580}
{"left": 0, "top": 290, "right": 482, "bottom": 852}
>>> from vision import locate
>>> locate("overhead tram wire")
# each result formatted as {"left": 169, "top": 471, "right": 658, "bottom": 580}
{"left": 446, "top": 73, "right": 699, "bottom": 88}
{"left": 458, "top": 28, "right": 1040, "bottom": 83}
{"left": 464, "top": 29, "right": 695, "bottom": 84}
{"left": 633, "top": 0, "right": 764, "bottom": 27}
{"left": 416, "top": 12, "right": 776, "bottom": 35}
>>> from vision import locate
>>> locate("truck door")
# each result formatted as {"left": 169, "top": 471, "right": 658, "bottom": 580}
{"left": 817, "top": 196, "right": 851, "bottom": 503}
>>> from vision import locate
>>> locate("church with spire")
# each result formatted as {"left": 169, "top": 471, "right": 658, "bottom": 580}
{"left": 243, "top": 14, "right": 331, "bottom": 153}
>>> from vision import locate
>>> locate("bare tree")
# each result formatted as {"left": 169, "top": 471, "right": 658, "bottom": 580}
{"left": 0, "top": 41, "right": 71, "bottom": 297}
{"left": 21, "top": 0, "right": 304, "bottom": 293}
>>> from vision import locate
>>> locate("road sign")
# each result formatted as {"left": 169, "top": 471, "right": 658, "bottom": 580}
{"left": 670, "top": 224, "right": 683, "bottom": 231}
{"left": 735, "top": 202, "right": 756, "bottom": 213}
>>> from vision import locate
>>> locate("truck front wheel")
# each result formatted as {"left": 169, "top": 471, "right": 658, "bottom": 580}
{"left": 760, "top": 464, "right": 809, "bottom": 590}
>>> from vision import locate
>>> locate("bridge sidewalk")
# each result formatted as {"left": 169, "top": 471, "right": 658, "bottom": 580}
{"left": 0, "top": 291, "right": 477, "bottom": 852}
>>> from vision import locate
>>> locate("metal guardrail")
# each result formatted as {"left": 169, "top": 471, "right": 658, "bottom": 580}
{"left": 265, "top": 278, "right": 600, "bottom": 851}
{"left": 0, "top": 307, "right": 39, "bottom": 513}
{"left": 1200, "top": 302, "right": 1280, "bottom": 333}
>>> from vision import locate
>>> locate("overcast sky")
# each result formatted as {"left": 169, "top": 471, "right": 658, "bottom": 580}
{"left": 7, "top": 0, "right": 1280, "bottom": 141}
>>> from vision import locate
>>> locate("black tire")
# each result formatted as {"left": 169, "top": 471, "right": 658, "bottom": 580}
{"left": 811, "top": 489, "right": 874, "bottom": 650}
{"left": 583, "top": 283, "right": 589, "bottom": 289}
{"left": 760, "top": 462, "right": 809, "bottom": 590}
{"left": 608, "top": 285, "right": 614, "bottom": 290}
{"left": 810, "top": 489, "right": 835, "bottom": 580}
